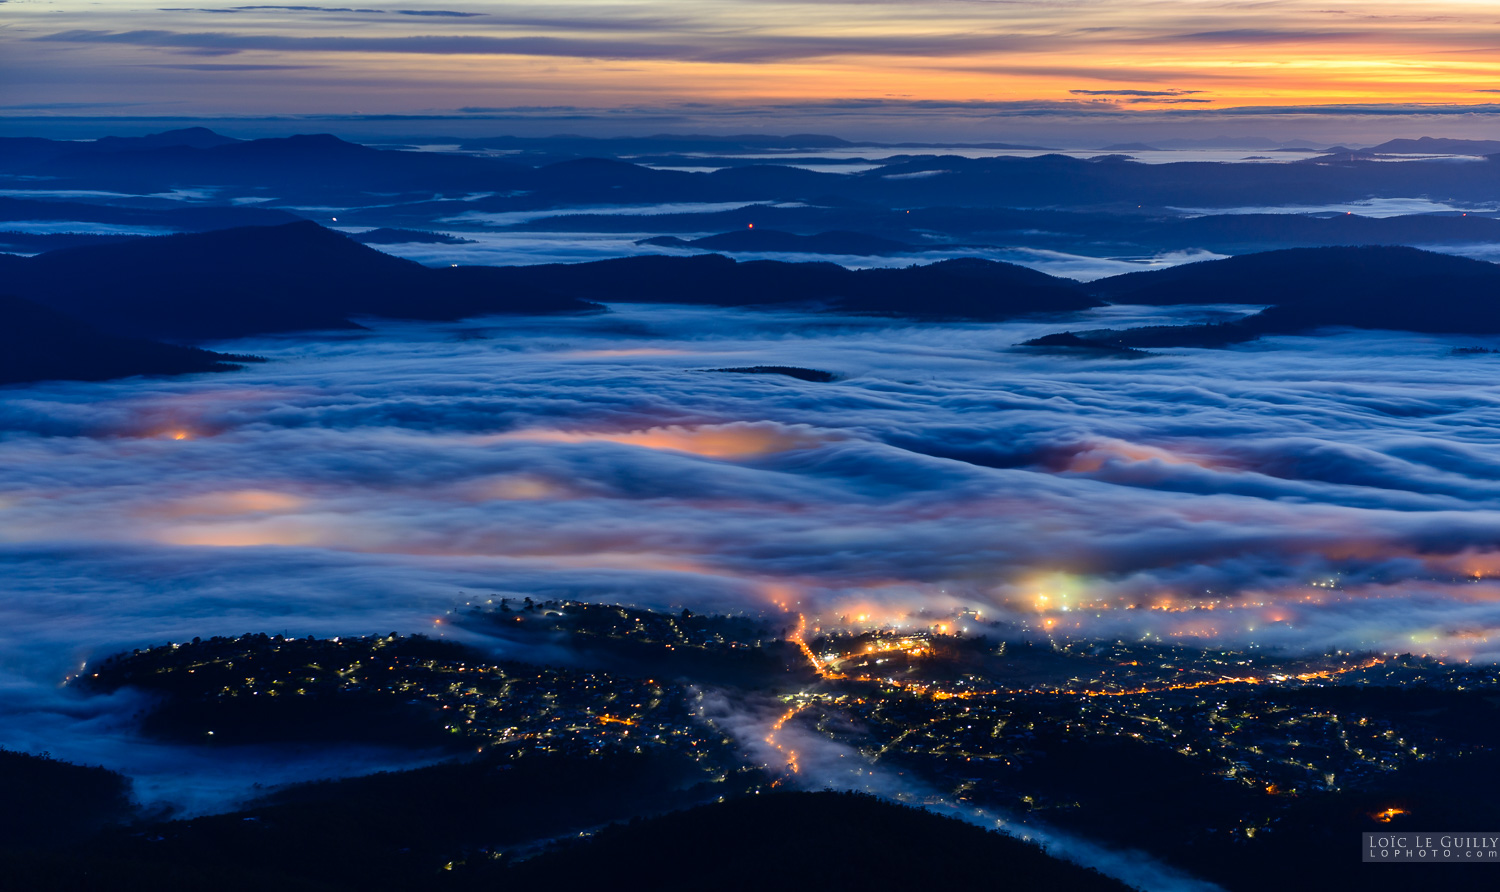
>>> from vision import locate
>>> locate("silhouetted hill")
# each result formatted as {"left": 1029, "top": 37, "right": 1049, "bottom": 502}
{"left": 639, "top": 228, "right": 914, "bottom": 255}
{"left": 845, "top": 257, "right": 1095, "bottom": 317}
{"left": 506, "top": 791, "right": 1132, "bottom": 891}
{"left": 1075, "top": 246, "right": 1500, "bottom": 344}
{"left": 84, "top": 127, "right": 242, "bottom": 153}
{"left": 709, "top": 366, "right": 837, "bottom": 382}
{"left": 1062, "top": 323, "right": 1255, "bottom": 350}
{"left": 486, "top": 253, "right": 1099, "bottom": 319}
{"left": 1018, "top": 331, "right": 1149, "bottom": 356}
{"left": 1364, "top": 137, "right": 1500, "bottom": 155}
{"left": 6, "top": 222, "right": 599, "bottom": 341}
{"left": 0, "top": 294, "right": 248, "bottom": 384}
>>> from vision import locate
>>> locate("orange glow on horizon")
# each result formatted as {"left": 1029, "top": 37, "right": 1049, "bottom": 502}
{"left": 17, "top": 1, "right": 1500, "bottom": 119}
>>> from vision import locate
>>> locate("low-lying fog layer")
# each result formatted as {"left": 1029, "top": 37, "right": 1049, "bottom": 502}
{"left": 4, "top": 302, "right": 1500, "bottom": 808}
{"left": 372, "top": 233, "right": 1228, "bottom": 280}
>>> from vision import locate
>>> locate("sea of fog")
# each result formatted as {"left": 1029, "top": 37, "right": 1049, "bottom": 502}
{"left": 368, "top": 232, "right": 1230, "bottom": 281}
{"left": 443, "top": 146, "right": 1422, "bottom": 167}
{"left": 4, "top": 303, "right": 1500, "bottom": 813}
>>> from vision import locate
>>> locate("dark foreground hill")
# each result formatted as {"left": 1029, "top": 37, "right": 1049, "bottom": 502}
{"left": 3, "top": 221, "right": 600, "bottom": 341}
{"left": 0, "top": 294, "right": 247, "bottom": 385}
{"left": 0, "top": 753, "right": 1131, "bottom": 892}
{"left": 1077, "top": 245, "right": 1500, "bottom": 345}
{"left": 504, "top": 791, "right": 1131, "bottom": 891}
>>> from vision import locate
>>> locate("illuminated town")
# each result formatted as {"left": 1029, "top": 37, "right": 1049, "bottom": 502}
{"left": 66, "top": 595, "right": 1500, "bottom": 889}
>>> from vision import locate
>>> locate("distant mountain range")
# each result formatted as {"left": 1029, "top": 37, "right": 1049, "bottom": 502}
{"left": 448, "top": 133, "right": 1051, "bottom": 155}
{"left": 86, "top": 127, "right": 242, "bottom": 153}
{"left": 0, "top": 131, "right": 533, "bottom": 196}
{"left": 7, "top": 128, "right": 1500, "bottom": 211}
{"left": 0, "top": 127, "right": 240, "bottom": 168}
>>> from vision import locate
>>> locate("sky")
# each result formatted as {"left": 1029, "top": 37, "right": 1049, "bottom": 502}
{"left": 6, "top": 0, "right": 1500, "bottom": 141}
